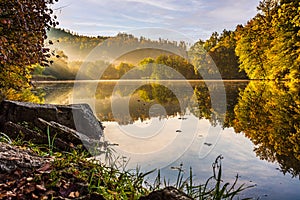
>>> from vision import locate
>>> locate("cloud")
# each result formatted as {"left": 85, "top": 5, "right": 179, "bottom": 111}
{"left": 122, "top": 0, "right": 180, "bottom": 11}
{"left": 120, "top": 14, "right": 161, "bottom": 24}
{"left": 74, "top": 22, "right": 134, "bottom": 29}
{"left": 206, "top": 0, "right": 259, "bottom": 22}
{"left": 54, "top": 0, "right": 260, "bottom": 40}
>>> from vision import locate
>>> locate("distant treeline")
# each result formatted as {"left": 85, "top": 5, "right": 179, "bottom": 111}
{"left": 46, "top": 28, "right": 187, "bottom": 61}
{"left": 46, "top": 28, "right": 110, "bottom": 61}
{"left": 39, "top": 28, "right": 247, "bottom": 80}
{"left": 36, "top": 52, "right": 200, "bottom": 80}
{"left": 40, "top": 0, "right": 299, "bottom": 81}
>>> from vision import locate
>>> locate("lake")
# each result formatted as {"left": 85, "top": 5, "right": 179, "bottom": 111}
{"left": 35, "top": 80, "right": 300, "bottom": 200}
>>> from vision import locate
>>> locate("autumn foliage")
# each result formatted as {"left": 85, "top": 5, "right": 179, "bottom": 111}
{"left": 0, "top": 0, "right": 57, "bottom": 102}
{"left": 235, "top": 0, "right": 300, "bottom": 81}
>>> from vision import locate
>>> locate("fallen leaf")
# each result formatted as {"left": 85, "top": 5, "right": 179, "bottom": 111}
{"left": 32, "top": 193, "right": 39, "bottom": 199}
{"left": 60, "top": 183, "right": 76, "bottom": 197}
{"left": 69, "top": 192, "right": 76, "bottom": 198}
{"left": 36, "top": 184, "right": 47, "bottom": 191}
{"left": 6, "top": 180, "right": 16, "bottom": 186}
{"left": 45, "top": 190, "right": 55, "bottom": 196}
{"left": 26, "top": 177, "right": 34, "bottom": 182}
{"left": 75, "top": 191, "right": 80, "bottom": 197}
{"left": 6, "top": 191, "right": 16, "bottom": 197}
{"left": 24, "top": 184, "right": 35, "bottom": 194}
{"left": 36, "top": 163, "right": 52, "bottom": 173}
{"left": 13, "top": 169, "right": 23, "bottom": 177}
{"left": 41, "top": 195, "right": 49, "bottom": 200}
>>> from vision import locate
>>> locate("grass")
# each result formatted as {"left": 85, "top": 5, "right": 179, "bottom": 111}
{"left": 147, "top": 155, "right": 254, "bottom": 200}
{"left": 47, "top": 126, "right": 57, "bottom": 156}
{"left": 0, "top": 130, "right": 255, "bottom": 199}
{"left": 0, "top": 132, "right": 12, "bottom": 144}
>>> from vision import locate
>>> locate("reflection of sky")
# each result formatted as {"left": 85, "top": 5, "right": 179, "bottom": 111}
{"left": 104, "top": 113, "right": 200, "bottom": 164}
{"left": 52, "top": 0, "right": 260, "bottom": 40}
{"left": 40, "top": 81, "right": 300, "bottom": 199}
{"left": 104, "top": 116, "right": 300, "bottom": 200}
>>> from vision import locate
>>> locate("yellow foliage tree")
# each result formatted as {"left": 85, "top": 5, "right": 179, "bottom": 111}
{"left": 0, "top": 0, "right": 58, "bottom": 102}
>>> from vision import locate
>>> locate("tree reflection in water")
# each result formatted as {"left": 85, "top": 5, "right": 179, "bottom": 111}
{"left": 233, "top": 81, "right": 300, "bottom": 178}
{"left": 39, "top": 80, "right": 300, "bottom": 178}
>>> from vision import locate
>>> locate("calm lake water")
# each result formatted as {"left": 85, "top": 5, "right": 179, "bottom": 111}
{"left": 35, "top": 80, "right": 300, "bottom": 200}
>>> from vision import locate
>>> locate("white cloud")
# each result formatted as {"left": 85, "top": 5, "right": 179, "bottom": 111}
{"left": 120, "top": 14, "right": 161, "bottom": 24}
{"left": 122, "top": 0, "right": 180, "bottom": 11}
{"left": 74, "top": 22, "right": 134, "bottom": 29}
{"left": 53, "top": 0, "right": 261, "bottom": 40}
{"left": 206, "top": 0, "right": 259, "bottom": 23}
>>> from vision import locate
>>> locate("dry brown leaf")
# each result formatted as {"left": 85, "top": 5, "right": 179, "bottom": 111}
{"left": 36, "top": 163, "right": 52, "bottom": 173}
{"left": 75, "top": 191, "right": 80, "bottom": 197}
{"left": 26, "top": 177, "right": 34, "bottom": 182}
{"left": 6, "top": 191, "right": 16, "bottom": 197}
{"left": 6, "top": 180, "right": 16, "bottom": 186}
{"left": 24, "top": 184, "right": 35, "bottom": 194}
{"left": 32, "top": 193, "right": 39, "bottom": 199}
{"left": 36, "top": 184, "right": 47, "bottom": 191}
{"left": 13, "top": 168, "right": 23, "bottom": 177}
{"left": 69, "top": 192, "right": 76, "bottom": 198}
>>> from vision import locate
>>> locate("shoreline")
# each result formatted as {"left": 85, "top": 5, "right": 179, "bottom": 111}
{"left": 32, "top": 79, "right": 252, "bottom": 84}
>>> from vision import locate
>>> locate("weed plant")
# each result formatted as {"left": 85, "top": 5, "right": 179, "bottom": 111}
{"left": 1, "top": 130, "right": 254, "bottom": 199}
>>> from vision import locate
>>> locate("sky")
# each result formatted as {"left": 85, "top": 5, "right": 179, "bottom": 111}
{"left": 52, "top": 0, "right": 260, "bottom": 41}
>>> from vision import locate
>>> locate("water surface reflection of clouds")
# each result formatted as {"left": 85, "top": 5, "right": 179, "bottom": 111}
{"left": 40, "top": 81, "right": 300, "bottom": 199}
{"left": 104, "top": 113, "right": 201, "bottom": 168}
{"left": 104, "top": 115, "right": 300, "bottom": 199}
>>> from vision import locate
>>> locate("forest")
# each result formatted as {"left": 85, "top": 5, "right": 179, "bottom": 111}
{"left": 36, "top": 0, "right": 300, "bottom": 83}
{"left": 36, "top": 27, "right": 247, "bottom": 81}
{"left": 1, "top": 0, "right": 299, "bottom": 102}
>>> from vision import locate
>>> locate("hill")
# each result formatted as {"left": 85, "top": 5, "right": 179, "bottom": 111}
{"left": 47, "top": 28, "right": 187, "bottom": 63}
{"left": 41, "top": 28, "right": 247, "bottom": 80}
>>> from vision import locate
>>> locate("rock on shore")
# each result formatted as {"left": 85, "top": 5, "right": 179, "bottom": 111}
{"left": 0, "top": 100, "right": 103, "bottom": 152}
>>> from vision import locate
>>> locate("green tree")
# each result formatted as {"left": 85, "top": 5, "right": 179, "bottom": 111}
{"left": 190, "top": 30, "right": 247, "bottom": 80}
{"left": 189, "top": 40, "right": 216, "bottom": 79}
{"left": 0, "top": 0, "right": 57, "bottom": 102}
{"left": 204, "top": 32, "right": 219, "bottom": 51}
{"left": 115, "top": 62, "right": 135, "bottom": 79}
{"left": 155, "top": 55, "right": 199, "bottom": 79}
{"left": 209, "top": 30, "right": 248, "bottom": 79}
